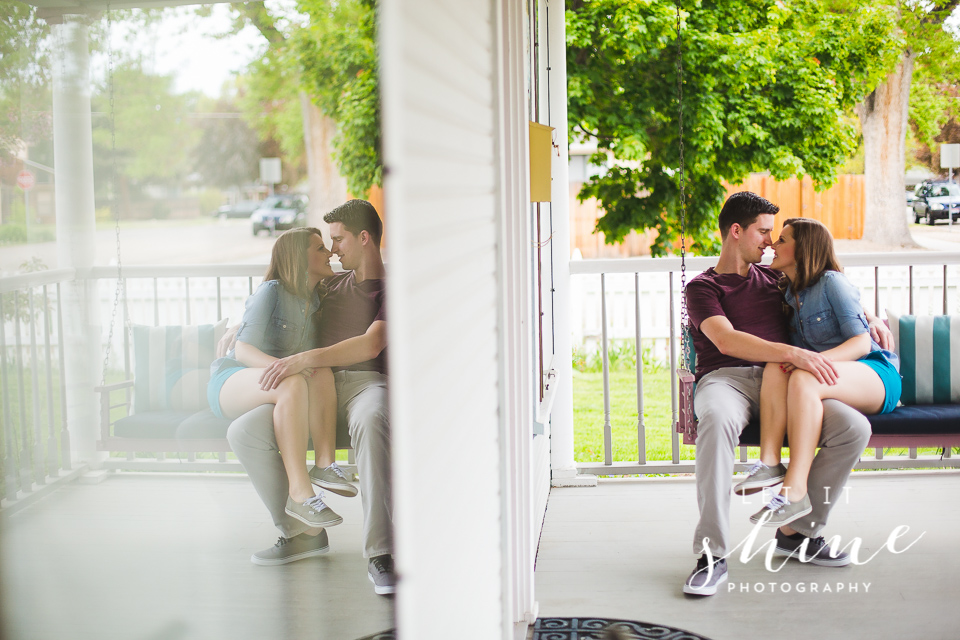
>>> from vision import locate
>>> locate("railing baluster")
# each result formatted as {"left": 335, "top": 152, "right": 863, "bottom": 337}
{"left": 123, "top": 277, "right": 131, "bottom": 384}
{"left": 28, "top": 290, "right": 44, "bottom": 485}
{"left": 184, "top": 277, "right": 191, "bottom": 325}
{"left": 0, "top": 292, "right": 20, "bottom": 499}
{"left": 669, "top": 272, "right": 679, "bottom": 466}
{"left": 216, "top": 277, "right": 223, "bottom": 321}
{"left": 153, "top": 277, "right": 160, "bottom": 326}
{"left": 634, "top": 273, "right": 646, "bottom": 465}
{"left": 14, "top": 295, "right": 31, "bottom": 491}
{"left": 874, "top": 266, "right": 880, "bottom": 316}
{"left": 601, "top": 273, "right": 612, "bottom": 466}
{"left": 42, "top": 286, "right": 57, "bottom": 478}
{"left": 909, "top": 265, "right": 914, "bottom": 315}
{"left": 944, "top": 265, "right": 948, "bottom": 315}
{"left": 56, "top": 284, "right": 71, "bottom": 470}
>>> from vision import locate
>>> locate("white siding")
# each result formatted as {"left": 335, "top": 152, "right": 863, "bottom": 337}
{"left": 380, "top": 0, "right": 505, "bottom": 637}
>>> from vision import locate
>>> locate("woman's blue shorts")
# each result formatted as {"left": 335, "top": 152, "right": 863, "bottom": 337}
{"left": 858, "top": 350, "right": 901, "bottom": 414}
{"left": 207, "top": 366, "right": 246, "bottom": 419}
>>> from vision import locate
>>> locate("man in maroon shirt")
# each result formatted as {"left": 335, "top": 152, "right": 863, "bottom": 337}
{"left": 682, "top": 191, "right": 886, "bottom": 596}
{"left": 228, "top": 200, "right": 394, "bottom": 595}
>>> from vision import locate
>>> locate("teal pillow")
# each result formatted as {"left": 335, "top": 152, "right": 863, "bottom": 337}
{"left": 887, "top": 310, "right": 960, "bottom": 405}
{"left": 132, "top": 319, "right": 228, "bottom": 413}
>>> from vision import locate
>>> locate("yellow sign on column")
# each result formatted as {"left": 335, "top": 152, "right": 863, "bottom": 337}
{"left": 529, "top": 121, "right": 554, "bottom": 202}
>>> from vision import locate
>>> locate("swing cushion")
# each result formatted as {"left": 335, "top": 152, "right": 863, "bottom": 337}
{"left": 887, "top": 310, "right": 960, "bottom": 405}
{"left": 113, "top": 409, "right": 232, "bottom": 440}
{"left": 132, "top": 319, "right": 229, "bottom": 414}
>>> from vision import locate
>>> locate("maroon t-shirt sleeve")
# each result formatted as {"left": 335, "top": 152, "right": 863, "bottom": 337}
{"left": 686, "top": 278, "right": 724, "bottom": 331}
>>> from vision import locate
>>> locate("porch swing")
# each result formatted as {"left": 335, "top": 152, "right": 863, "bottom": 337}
{"left": 90, "top": 10, "right": 352, "bottom": 463}
{"left": 90, "top": 8, "right": 235, "bottom": 458}
{"left": 669, "top": 5, "right": 960, "bottom": 454}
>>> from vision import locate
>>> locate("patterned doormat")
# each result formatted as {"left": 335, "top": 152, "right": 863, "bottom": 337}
{"left": 532, "top": 617, "right": 713, "bottom": 640}
{"left": 356, "top": 617, "right": 713, "bottom": 640}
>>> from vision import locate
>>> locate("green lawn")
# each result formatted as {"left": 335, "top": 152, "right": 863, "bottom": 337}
{"left": 573, "top": 369, "right": 695, "bottom": 463}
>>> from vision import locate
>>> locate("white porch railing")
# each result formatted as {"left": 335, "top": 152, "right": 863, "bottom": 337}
{"left": 0, "top": 265, "right": 268, "bottom": 508}
{"left": 570, "top": 252, "right": 960, "bottom": 476}
{"left": 0, "top": 268, "right": 78, "bottom": 504}
{"left": 4, "top": 254, "right": 960, "bottom": 504}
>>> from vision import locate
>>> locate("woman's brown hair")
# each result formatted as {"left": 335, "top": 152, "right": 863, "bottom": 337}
{"left": 263, "top": 227, "right": 324, "bottom": 298}
{"left": 781, "top": 217, "right": 843, "bottom": 292}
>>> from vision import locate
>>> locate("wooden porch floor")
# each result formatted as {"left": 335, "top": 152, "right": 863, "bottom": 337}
{"left": 0, "top": 473, "right": 394, "bottom": 640}
{"left": 535, "top": 470, "right": 960, "bottom": 640}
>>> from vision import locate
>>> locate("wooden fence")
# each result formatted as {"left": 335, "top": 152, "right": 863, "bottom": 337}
{"left": 571, "top": 173, "right": 865, "bottom": 258}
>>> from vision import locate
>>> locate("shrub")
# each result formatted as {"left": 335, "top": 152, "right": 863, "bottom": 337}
{"left": 0, "top": 224, "right": 28, "bottom": 245}
{"left": 572, "top": 339, "right": 665, "bottom": 374}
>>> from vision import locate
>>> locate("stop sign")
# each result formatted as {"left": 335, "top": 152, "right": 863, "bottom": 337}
{"left": 17, "top": 170, "right": 35, "bottom": 190}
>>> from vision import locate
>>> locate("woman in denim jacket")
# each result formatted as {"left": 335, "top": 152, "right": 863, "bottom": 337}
{"left": 208, "top": 227, "right": 356, "bottom": 530}
{"left": 738, "top": 218, "right": 901, "bottom": 526}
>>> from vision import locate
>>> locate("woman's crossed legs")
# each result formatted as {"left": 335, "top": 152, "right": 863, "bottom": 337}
{"left": 777, "top": 361, "right": 883, "bottom": 500}
{"left": 219, "top": 367, "right": 337, "bottom": 504}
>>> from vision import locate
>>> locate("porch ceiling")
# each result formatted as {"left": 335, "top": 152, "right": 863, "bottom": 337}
{"left": 26, "top": 0, "right": 231, "bottom": 22}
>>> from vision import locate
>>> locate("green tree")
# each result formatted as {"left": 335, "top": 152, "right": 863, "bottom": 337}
{"left": 228, "top": 0, "right": 381, "bottom": 201}
{"left": 297, "top": 0, "right": 381, "bottom": 196}
{"left": 0, "top": 2, "right": 51, "bottom": 155}
{"left": 854, "top": 1, "right": 960, "bottom": 245}
{"left": 566, "top": 0, "right": 899, "bottom": 256}
{"left": 193, "top": 94, "right": 261, "bottom": 190}
{"left": 91, "top": 62, "right": 200, "bottom": 211}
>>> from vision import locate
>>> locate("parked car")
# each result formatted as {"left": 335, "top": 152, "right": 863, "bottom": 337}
{"left": 912, "top": 180, "right": 960, "bottom": 225}
{"left": 215, "top": 200, "right": 262, "bottom": 219}
{"left": 251, "top": 195, "right": 309, "bottom": 235}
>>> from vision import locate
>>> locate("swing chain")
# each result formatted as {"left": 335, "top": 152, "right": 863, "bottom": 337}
{"left": 675, "top": 3, "right": 690, "bottom": 368}
{"left": 100, "top": 4, "right": 126, "bottom": 388}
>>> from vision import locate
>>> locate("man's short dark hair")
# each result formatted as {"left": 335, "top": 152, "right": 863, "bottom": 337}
{"left": 718, "top": 191, "right": 779, "bottom": 238}
{"left": 323, "top": 199, "right": 383, "bottom": 245}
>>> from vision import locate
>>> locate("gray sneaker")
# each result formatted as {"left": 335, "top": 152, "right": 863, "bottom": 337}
{"left": 734, "top": 461, "right": 787, "bottom": 496}
{"left": 749, "top": 493, "right": 812, "bottom": 527}
{"left": 309, "top": 462, "right": 359, "bottom": 497}
{"left": 368, "top": 554, "right": 396, "bottom": 595}
{"left": 774, "top": 529, "right": 851, "bottom": 567}
{"left": 251, "top": 530, "right": 330, "bottom": 566}
{"left": 682, "top": 555, "right": 728, "bottom": 596}
{"left": 285, "top": 494, "right": 343, "bottom": 528}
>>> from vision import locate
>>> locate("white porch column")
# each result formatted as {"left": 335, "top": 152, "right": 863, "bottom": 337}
{"left": 545, "top": 0, "right": 584, "bottom": 485}
{"left": 52, "top": 16, "right": 102, "bottom": 467}
{"left": 381, "top": 0, "right": 508, "bottom": 637}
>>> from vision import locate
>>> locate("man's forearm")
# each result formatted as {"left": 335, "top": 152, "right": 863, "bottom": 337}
{"left": 710, "top": 328, "right": 797, "bottom": 364}
{"left": 302, "top": 322, "right": 386, "bottom": 369}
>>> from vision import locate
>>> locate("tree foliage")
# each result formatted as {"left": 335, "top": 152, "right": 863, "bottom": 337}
{"left": 229, "top": 0, "right": 381, "bottom": 197}
{"left": 566, "top": 0, "right": 900, "bottom": 256}
{"left": 297, "top": 0, "right": 380, "bottom": 197}
{"left": 193, "top": 94, "right": 261, "bottom": 189}
{"left": 91, "top": 62, "right": 200, "bottom": 188}
{"left": 902, "top": 2, "right": 960, "bottom": 166}
{"left": 0, "top": 2, "right": 51, "bottom": 154}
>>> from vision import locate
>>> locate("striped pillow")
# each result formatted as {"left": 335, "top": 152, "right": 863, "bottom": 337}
{"left": 887, "top": 310, "right": 960, "bottom": 405}
{"left": 132, "top": 319, "right": 228, "bottom": 413}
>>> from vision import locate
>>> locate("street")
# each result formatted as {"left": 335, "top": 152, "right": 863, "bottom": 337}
{"left": 1, "top": 218, "right": 274, "bottom": 274}
{"left": 3, "top": 215, "right": 960, "bottom": 275}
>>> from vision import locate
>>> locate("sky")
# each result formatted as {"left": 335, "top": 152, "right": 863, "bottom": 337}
{"left": 140, "top": 5, "right": 264, "bottom": 97}
{"left": 100, "top": 2, "right": 301, "bottom": 98}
